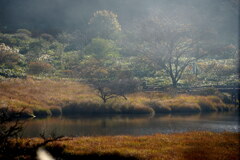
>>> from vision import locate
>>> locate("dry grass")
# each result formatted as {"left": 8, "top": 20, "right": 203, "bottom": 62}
{"left": 9, "top": 132, "right": 240, "bottom": 160}
{"left": 0, "top": 77, "right": 95, "bottom": 117}
{"left": 0, "top": 78, "right": 235, "bottom": 117}
{"left": 129, "top": 93, "right": 234, "bottom": 113}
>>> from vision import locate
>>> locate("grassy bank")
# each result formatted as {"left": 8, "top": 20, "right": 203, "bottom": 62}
{"left": 0, "top": 78, "right": 236, "bottom": 117}
{"left": 2, "top": 132, "right": 239, "bottom": 160}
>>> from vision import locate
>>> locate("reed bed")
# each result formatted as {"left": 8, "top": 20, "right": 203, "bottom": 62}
{"left": 0, "top": 78, "right": 235, "bottom": 117}
{"left": 3, "top": 132, "right": 239, "bottom": 160}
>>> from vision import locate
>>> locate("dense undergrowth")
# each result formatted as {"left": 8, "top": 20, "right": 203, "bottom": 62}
{"left": 0, "top": 78, "right": 236, "bottom": 118}
{"left": 1, "top": 132, "right": 239, "bottom": 160}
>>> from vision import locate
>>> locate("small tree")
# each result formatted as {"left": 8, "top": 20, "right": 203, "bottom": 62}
{"left": 92, "top": 78, "right": 139, "bottom": 103}
{"left": 90, "top": 68, "right": 139, "bottom": 103}
{"left": 110, "top": 78, "right": 140, "bottom": 100}
{"left": 88, "top": 10, "right": 121, "bottom": 40}
{"left": 93, "top": 80, "right": 117, "bottom": 103}
{"left": 79, "top": 57, "right": 139, "bottom": 103}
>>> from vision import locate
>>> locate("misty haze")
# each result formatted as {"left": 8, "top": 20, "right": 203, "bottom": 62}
{"left": 0, "top": 0, "right": 239, "bottom": 159}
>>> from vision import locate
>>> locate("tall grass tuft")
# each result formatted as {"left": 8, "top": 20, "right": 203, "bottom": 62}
{"left": 62, "top": 100, "right": 154, "bottom": 115}
{"left": 169, "top": 102, "right": 201, "bottom": 113}
{"left": 49, "top": 107, "right": 62, "bottom": 116}
{"left": 145, "top": 100, "right": 171, "bottom": 113}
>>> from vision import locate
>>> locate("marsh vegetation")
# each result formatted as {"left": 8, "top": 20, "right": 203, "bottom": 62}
{"left": 0, "top": 78, "right": 237, "bottom": 117}
{"left": 0, "top": 0, "right": 239, "bottom": 159}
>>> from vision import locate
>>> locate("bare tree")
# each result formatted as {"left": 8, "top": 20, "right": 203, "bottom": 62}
{"left": 93, "top": 80, "right": 118, "bottom": 103}
{"left": 139, "top": 17, "right": 208, "bottom": 88}
{"left": 91, "top": 77, "right": 139, "bottom": 103}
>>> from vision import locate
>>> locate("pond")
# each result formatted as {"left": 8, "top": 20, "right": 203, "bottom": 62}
{"left": 22, "top": 112, "right": 239, "bottom": 137}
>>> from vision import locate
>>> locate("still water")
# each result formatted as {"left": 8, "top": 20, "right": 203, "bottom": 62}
{"left": 22, "top": 112, "right": 239, "bottom": 137}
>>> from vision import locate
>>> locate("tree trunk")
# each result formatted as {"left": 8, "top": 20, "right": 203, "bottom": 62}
{"left": 102, "top": 97, "right": 107, "bottom": 103}
{"left": 171, "top": 78, "right": 178, "bottom": 88}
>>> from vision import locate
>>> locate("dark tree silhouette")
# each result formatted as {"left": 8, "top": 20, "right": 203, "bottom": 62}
{"left": 0, "top": 107, "right": 25, "bottom": 154}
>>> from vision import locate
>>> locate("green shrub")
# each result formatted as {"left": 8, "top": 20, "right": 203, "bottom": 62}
{"left": 0, "top": 66, "right": 26, "bottom": 78}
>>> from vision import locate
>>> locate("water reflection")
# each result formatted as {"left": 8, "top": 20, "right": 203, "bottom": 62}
{"left": 22, "top": 112, "right": 239, "bottom": 137}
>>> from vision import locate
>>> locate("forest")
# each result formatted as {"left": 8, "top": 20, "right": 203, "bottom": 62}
{"left": 0, "top": 0, "right": 238, "bottom": 87}
{"left": 0, "top": 0, "right": 239, "bottom": 160}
